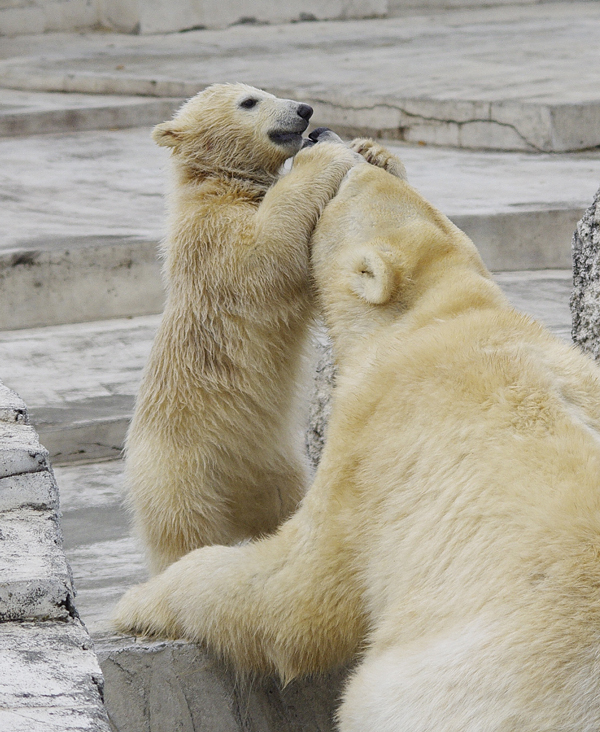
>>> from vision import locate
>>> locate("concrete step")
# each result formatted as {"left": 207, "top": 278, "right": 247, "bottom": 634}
{"left": 0, "top": 315, "right": 158, "bottom": 463}
{"left": 0, "top": 125, "right": 597, "bottom": 329}
{"left": 0, "top": 88, "right": 182, "bottom": 138}
{"left": 0, "top": 270, "right": 573, "bottom": 464}
{"left": 0, "top": 3, "right": 599, "bottom": 151}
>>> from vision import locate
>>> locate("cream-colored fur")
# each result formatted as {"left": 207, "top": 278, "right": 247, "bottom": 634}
{"left": 116, "top": 136, "right": 600, "bottom": 730}
{"left": 126, "top": 85, "right": 360, "bottom": 573}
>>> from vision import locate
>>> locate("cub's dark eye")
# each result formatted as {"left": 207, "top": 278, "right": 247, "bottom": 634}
{"left": 239, "top": 97, "right": 259, "bottom": 109}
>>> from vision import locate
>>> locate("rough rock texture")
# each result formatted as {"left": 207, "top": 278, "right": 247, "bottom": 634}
{"left": 305, "top": 330, "right": 336, "bottom": 473}
{"left": 97, "top": 635, "right": 346, "bottom": 732}
{"left": 571, "top": 186, "right": 600, "bottom": 357}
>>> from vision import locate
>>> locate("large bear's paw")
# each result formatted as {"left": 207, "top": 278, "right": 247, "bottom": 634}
{"left": 112, "top": 576, "right": 183, "bottom": 639}
{"left": 349, "top": 138, "right": 407, "bottom": 180}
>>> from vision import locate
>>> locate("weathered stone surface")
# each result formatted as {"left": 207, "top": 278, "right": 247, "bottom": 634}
{"left": 0, "top": 620, "right": 110, "bottom": 732}
{"left": 0, "top": 0, "right": 387, "bottom": 36}
{"left": 0, "top": 421, "right": 48, "bottom": 478}
{"left": 571, "top": 186, "right": 600, "bottom": 359}
{"left": 0, "top": 470, "right": 58, "bottom": 513}
{"left": 0, "top": 508, "right": 74, "bottom": 621}
{"left": 0, "top": 384, "right": 111, "bottom": 730}
{"left": 97, "top": 635, "right": 346, "bottom": 732}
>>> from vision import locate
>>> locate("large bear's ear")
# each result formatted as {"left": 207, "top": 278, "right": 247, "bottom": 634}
{"left": 349, "top": 248, "right": 395, "bottom": 305}
{"left": 152, "top": 121, "right": 183, "bottom": 148}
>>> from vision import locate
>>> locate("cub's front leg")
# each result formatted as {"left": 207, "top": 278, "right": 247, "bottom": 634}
{"left": 253, "top": 140, "right": 363, "bottom": 264}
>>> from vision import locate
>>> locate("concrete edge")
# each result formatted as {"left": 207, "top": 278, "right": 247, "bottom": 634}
{"left": 0, "top": 97, "right": 184, "bottom": 138}
{"left": 0, "top": 207, "right": 578, "bottom": 334}
{"left": 0, "top": 237, "right": 165, "bottom": 330}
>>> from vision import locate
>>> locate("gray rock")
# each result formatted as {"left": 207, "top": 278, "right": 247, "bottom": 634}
{"left": 0, "top": 383, "right": 28, "bottom": 424}
{"left": 0, "top": 470, "right": 59, "bottom": 513}
{"left": 97, "top": 634, "right": 346, "bottom": 732}
{"left": 571, "top": 186, "right": 600, "bottom": 358}
{"left": 305, "top": 330, "right": 336, "bottom": 473}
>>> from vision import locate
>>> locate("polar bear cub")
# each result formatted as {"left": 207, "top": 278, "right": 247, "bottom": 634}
{"left": 126, "top": 85, "right": 361, "bottom": 573}
{"left": 116, "top": 133, "right": 600, "bottom": 730}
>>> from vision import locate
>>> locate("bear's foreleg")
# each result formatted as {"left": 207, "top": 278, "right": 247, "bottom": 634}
{"left": 113, "top": 502, "right": 366, "bottom": 681}
{"left": 251, "top": 141, "right": 363, "bottom": 281}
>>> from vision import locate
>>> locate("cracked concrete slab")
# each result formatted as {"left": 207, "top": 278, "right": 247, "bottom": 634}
{"left": 0, "top": 3, "right": 599, "bottom": 150}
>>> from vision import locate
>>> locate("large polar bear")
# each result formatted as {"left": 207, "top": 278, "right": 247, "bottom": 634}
{"left": 126, "top": 85, "right": 361, "bottom": 573}
{"left": 115, "top": 133, "right": 600, "bottom": 730}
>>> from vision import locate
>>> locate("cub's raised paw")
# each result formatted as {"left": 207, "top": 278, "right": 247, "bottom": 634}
{"left": 308, "top": 127, "right": 345, "bottom": 145}
{"left": 112, "top": 578, "right": 183, "bottom": 639}
{"left": 348, "top": 138, "right": 407, "bottom": 180}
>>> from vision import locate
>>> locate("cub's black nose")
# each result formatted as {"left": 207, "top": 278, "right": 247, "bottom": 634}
{"left": 297, "top": 104, "right": 313, "bottom": 121}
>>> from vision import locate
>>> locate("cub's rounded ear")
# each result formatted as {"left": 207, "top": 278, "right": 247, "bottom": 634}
{"left": 349, "top": 248, "right": 395, "bottom": 305}
{"left": 152, "top": 121, "right": 183, "bottom": 148}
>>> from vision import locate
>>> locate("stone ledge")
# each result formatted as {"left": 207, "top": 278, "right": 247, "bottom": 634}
{"left": 96, "top": 634, "right": 346, "bottom": 732}
{"left": 0, "top": 236, "right": 164, "bottom": 331}
{"left": 0, "top": 379, "right": 111, "bottom": 731}
{"left": 0, "top": 620, "right": 110, "bottom": 732}
{"left": 0, "top": 96, "right": 183, "bottom": 138}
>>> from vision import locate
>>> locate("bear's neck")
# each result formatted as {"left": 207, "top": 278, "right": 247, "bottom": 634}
{"left": 173, "top": 158, "right": 277, "bottom": 194}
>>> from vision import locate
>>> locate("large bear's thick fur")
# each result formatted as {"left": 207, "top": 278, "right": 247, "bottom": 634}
{"left": 126, "top": 85, "right": 360, "bottom": 573}
{"left": 116, "top": 135, "right": 600, "bottom": 729}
